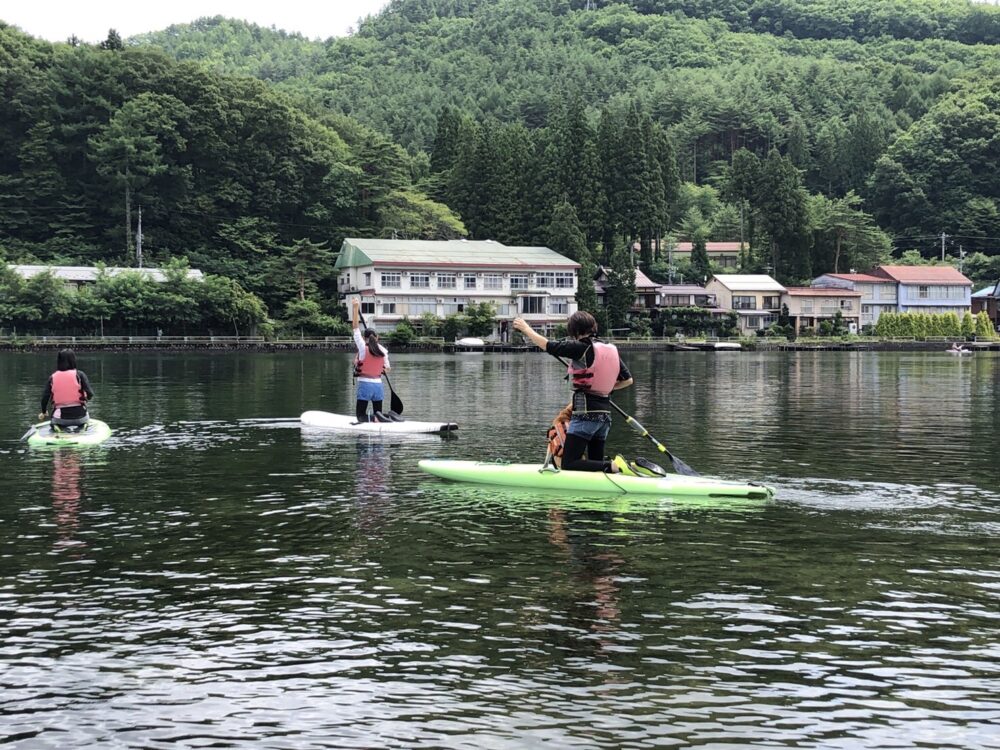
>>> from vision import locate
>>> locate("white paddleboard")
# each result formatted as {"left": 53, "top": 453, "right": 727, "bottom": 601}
{"left": 300, "top": 411, "right": 458, "bottom": 434}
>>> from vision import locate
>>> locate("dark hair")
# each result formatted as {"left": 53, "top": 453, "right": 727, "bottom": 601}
{"left": 56, "top": 349, "right": 77, "bottom": 371}
{"left": 364, "top": 329, "right": 382, "bottom": 358}
{"left": 567, "top": 311, "right": 598, "bottom": 339}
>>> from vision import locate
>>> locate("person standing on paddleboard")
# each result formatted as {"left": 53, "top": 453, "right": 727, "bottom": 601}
{"left": 352, "top": 298, "right": 392, "bottom": 423}
{"left": 514, "top": 311, "right": 633, "bottom": 473}
{"left": 39, "top": 349, "right": 95, "bottom": 430}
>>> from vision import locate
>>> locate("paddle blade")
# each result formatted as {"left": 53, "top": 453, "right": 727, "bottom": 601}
{"left": 389, "top": 389, "right": 404, "bottom": 415}
{"left": 20, "top": 422, "right": 45, "bottom": 441}
{"left": 669, "top": 455, "right": 700, "bottom": 477}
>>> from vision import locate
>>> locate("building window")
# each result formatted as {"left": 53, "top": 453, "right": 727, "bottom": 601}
{"left": 363, "top": 272, "right": 372, "bottom": 287}
{"left": 381, "top": 272, "right": 401, "bottom": 288}
{"left": 840, "top": 299, "right": 853, "bottom": 311}
{"left": 510, "top": 274, "right": 529, "bottom": 291}
{"left": 802, "top": 301, "right": 814, "bottom": 313}
{"left": 484, "top": 274, "right": 502, "bottom": 290}
{"left": 918, "top": 285, "right": 929, "bottom": 299}
{"left": 762, "top": 295, "right": 781, "bottom": 309}
{"left": 464, "top": 274, "right": 477, "bottom": 290}
{"left": 381, "top": 303, "right": 396, "bottom": 314}
{"left": 550, "top": 298, "right": 568, "bottom": 315}
{"left": 438, "top": 273, "right": 457, "bottom": 289}
{"left": 361, "top": 302, "right": 375, "bottom": 315}
{"left": 443, "top": 299, "right": 466, "bottom": 315}
{"left": 535, "top": 271, "right": 575, "bottom": 289}
{"left": 733, "top": 296, "right": 756, "bottom": 310}
{"left": 862, "top": 305, "right": 872, "bottom": 314}
{"left": 411, "top": 274, "right": 430, "bottom": 288}
{"left": 744, "top": 316, "right": 760, "bottom": 329}
{"left": 520, "top": 296, "right": 545, "bottom": 314}
{"left": 407, "top": 300, "right": 437, "bottom": 315}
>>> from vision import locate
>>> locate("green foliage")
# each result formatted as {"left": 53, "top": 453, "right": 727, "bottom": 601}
{"left": 975, "top": 311, "right": 997, "bottom": 340}
{"left": 605, "top": 244, "right": 637, "bottom": 332}
{"left": 689, "top": 227, "right": 711, "bottom": 284}
{"left": 875, "top": 311, "right": 972, "bottom": 339}
{"left": 654, "top": 307, "right": 738, "bottom": 337}
{"left": 279, "top": 299, "right": 347, "bottom": 337}
{"left": 0, "top": 263, "right": 267, "bottom": 335}
{"left": 385, "top": 319, "right": 417, "bottom": 345}
{"left": 441, "top": 313, "right": 468, "bottom": 342}
{"left": 464, "top": 301, "right": 496, "bottom": 338}
{"left": 961, "top": 312, "right": 976, "bottom": 337}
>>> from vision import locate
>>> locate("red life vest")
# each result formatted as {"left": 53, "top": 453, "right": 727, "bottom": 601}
{"left": 355, "top": 348, "right": 386, "bottom": 379}
{"left": 51, "top": 369, "right": 84, "bottom": 408}
{"left": 567, "top": 341, "right": 620, "bottom": 397}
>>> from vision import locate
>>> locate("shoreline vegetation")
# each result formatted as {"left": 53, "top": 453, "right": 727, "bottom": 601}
{"left": 3, "top": 336, "right": 998, "bottom": 354}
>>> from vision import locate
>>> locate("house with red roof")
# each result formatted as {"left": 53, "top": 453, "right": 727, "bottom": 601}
{"left": 631, "top": 241, "right": 743, "bottom": 269}
{"left": 594, "top": 266, "right": 661, "bottom": 310}
{"left": 872, "top": 265, "right": 972, "bottom": 317}
{"left": 813, "top": 265, "right": 972, "bottom": 327}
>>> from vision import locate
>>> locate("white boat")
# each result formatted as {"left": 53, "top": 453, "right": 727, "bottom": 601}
{"left": 946, "top": 347, "right": 973, "bottom": 356}
{"left": 456, "top": 337, "right": 485, "bottom": 348}
{"left": 713, "top": 342, "right": 742, "bottom": 350}
{"left": 300, "top": 410, "right": 457, "bottom": 434}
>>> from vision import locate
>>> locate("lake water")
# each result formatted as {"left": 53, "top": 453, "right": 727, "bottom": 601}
{"left": 1, "top": 350, "right": 998, "bottom": 748}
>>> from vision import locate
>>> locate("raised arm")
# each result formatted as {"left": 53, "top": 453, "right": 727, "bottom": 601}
{"left": 513, "top": 317, "right": 549, "bottom": 350}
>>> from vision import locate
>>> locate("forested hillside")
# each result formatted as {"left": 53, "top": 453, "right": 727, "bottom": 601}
{"left": 132, "top": 0, "right": 999, "bottom": 287}
{"left": 0, "top": 24, "right": 462, "bottom": 318}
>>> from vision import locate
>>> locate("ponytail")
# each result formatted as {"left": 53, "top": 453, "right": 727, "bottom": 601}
{"left": 365, "top": 329, "right": 382, "bottom": 358}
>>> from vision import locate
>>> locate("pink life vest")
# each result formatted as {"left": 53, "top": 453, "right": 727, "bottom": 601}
{"left": 355, "top": 348, "right": 386, "bottom": 379}
{"left": 51, "top": 369, "right": 84, "bottom": 408}
{"left": 567, "top": 341, "right": 620, "bottom": 397}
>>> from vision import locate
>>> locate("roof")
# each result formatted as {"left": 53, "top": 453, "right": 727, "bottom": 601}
{"left": 335, "top": 238, "right": 579, "bottom": 270}
{"left": 657, "top": 284, "right": 713, "bottom": 295}
{"left": 9, "top": 264, "right": 204, "bottom": 282}
{"left": 872, "top": 265, "right": 971, "bottom": 285}
{"left": 674, "top": 242, "right": 743, "bottom": 254}
{"left": 594, "top": 266, "right": 659, "bottom": 290}
{"left": 817, "top": 273, "right": 892, "bottom": 284}
{"left": 708, "top": 274, "right": 786, "bottom": 292}
{"left": 972, "top": 284, "right": 998, "bottom": 298}
{"left": 785, "top": 286, "right": 861, "bottom": 296}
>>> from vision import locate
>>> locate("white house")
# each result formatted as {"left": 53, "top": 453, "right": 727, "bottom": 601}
{"left": 811, "top": 272, "right": 898, "bottom": 327}
{"left": 705, "top": 274, "right": 786, "bottom": 334}
{"left": 334, "top": 238, "right": 580, "bottom": 338}
{"left": 9, "top": 264, "right": 204, "bottom": 290}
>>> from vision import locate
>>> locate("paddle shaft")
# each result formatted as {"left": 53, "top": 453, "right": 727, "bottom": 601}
{"left": 547, "top": 351, "right": 699, "bottom": 476}
{"left": 357, "top": 308, "right": 404, "bottom": 415}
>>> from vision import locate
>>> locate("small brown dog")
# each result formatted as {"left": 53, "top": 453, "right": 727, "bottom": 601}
{"left": 544, "top": 404, "right": 573, "bottom": 468}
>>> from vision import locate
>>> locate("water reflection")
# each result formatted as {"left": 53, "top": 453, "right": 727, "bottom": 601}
{"left": 51, "top": 451, "right": 84, "bottom": 549}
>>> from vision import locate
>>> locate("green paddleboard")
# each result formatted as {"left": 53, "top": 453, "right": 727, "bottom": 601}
{"left": 27, "top": 419, "right": 112, "bottom": 448}
{"left": 418, "top": 460, "right": 775, "bottom": 499}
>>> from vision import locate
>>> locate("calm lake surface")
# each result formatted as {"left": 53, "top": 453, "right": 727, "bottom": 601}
{"left": 1, "top": 350, "right": 998, "bottom": 749}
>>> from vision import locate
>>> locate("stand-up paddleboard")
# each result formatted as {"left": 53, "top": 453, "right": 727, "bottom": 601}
{"left": 27, "top": 419, "right": 112, "bottom": 447}
{"left": 301, "top": 411, "right": 457, "bottom": 434}
{"left": 419, "top": 460, "right": 774, "bottom": 499}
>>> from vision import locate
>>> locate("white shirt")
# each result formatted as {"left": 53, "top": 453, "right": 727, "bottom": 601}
{"left": 353, "top": 328, "right": 391, "bottom": 383}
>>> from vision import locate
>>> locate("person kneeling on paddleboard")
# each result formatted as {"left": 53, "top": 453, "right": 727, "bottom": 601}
{"left": 352, "top": 298, "right": 392, "bottom": 423}
{"left": 514, "top": 311, "right": 634, "bottom": 474}
{"left": 39, "top": 349, "right": 95, "bottom": 431}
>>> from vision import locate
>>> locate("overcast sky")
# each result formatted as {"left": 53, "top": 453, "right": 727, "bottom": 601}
{"left": 2, "top": 0, "right": 391, "bottom": 44}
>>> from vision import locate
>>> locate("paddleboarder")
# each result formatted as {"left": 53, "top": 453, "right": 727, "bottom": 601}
{"left": 352, "top": 298, "right": 392, "bottom": 423}
{"left": 514, "top": 311, "right": 634, "bottom": 474}
{"left": 39, "top": 349, "right": 94, "bottom": 431}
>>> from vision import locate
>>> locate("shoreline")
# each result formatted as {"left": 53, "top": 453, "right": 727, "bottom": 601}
{"left": 2, "top": 339, "right": 998, "bottom": 353}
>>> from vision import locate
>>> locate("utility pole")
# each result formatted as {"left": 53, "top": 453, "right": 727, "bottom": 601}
{"left": 940, "top": 231, "right": 947, "bottom": 262}
{"left": 959, "top": 245, "right": 965, "bottom": 273}
{"left": 136, "top": 205, "right": 143, "bottom": 269}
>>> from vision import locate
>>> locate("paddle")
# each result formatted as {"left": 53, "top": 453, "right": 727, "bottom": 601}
{"left": 358, "top": 308, "right": 404, "bottom": 415}
{"left": 547, "top": 351, "right": 700, "bottom": 477}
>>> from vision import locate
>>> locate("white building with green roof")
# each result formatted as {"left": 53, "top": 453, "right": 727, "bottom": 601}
{"left": 334, "top": 238, "right": 580, "bottom": 338}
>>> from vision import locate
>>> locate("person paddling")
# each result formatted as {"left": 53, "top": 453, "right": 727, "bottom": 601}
{"left": 514, "top": 311, "right": 634, "bottom": 473}
{"left": 39, "top": 349, "right": 95, "bottom": 431}
{"left": 352, "top": 298, "right": 392, "bottom": 423}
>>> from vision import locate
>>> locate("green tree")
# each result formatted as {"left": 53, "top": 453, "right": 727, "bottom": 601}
{"left": 690, "top": 226, "right": 712, "bottom": 283}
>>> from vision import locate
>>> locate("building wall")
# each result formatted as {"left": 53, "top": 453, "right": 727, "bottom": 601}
{"left": 341, "top": 264, "right": 578, "bottom": 335}
{"left": 897, "top": 283, "right": 971, "bottom": 316}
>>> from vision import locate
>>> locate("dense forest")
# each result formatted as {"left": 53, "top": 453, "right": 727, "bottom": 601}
{"left": 2, "top": 0, "right": 999, "bottom": 333}
{"left": 0, "top": 22, "right": 462, "bottom": 326}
